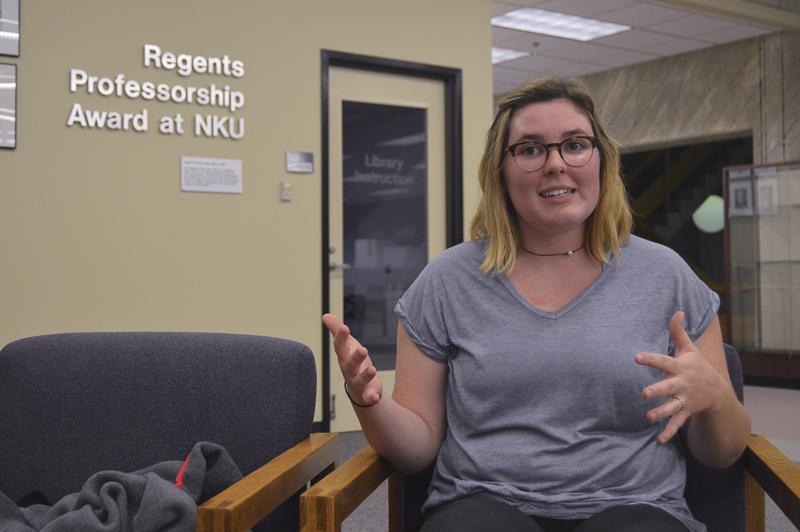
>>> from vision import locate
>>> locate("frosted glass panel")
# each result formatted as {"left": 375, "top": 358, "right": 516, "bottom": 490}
{"left": 341, "top": 101, "right": 427, "bottom": 370}
{"left": 726, "top": 163, "right": 800, "bottom": 352}
{"left": 0, "top": 63, "right": 14, "bottom": 149}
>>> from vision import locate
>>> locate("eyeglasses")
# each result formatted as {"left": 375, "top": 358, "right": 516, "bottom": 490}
{"left": 507, "top": 136, "right": 598, "bottom": 173}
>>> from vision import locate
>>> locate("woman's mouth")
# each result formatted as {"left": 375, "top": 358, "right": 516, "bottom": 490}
{"left": 539, "top": 188, "right": 575, "bottom": 198}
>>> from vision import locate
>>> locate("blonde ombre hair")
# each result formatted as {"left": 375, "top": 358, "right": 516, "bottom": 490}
{"left": 470, "top": 77, "right": 632, "bottom": 273}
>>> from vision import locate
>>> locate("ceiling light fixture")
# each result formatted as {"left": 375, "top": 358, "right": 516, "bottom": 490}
{"left": 492, "top": 8, "right": 630, "bottom": 42}
{"left": 492, "top": 47, "right": 531, "bottom": 64}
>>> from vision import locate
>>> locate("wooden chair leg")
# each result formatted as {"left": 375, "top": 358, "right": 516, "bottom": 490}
{"left": 745, "top": 469, "right": 765, "bottom": 532}
{"left": 388, "top": 471, "right": 403, "bottom": 532}
{"left": 300, "top": 494, "right": 342, "bottom": 532}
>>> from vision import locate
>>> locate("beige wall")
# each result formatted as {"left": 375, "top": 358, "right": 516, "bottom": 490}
{"left": 0, "top": 1, "right": 493, "bottom": 419}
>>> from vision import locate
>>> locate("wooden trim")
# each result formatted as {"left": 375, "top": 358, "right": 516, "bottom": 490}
{"left": 740, "top": 351, "right": 800, "bottom": 388}
{"left": 724, "top": 160, "right": 800, "bottom": 172}
{"left": 743, "top": 434, "right": 800, "bottom": 530}
{"left": 298, "top": 434, "right": 800, "bottom": 532}
{"left": 301, "top": 495, "right": 343, "bottom": 532}
{"left": 444, "top": 68, "right": 464, "bottom": 247}
{"left": 388, "top": 471, "right": 403, "bottom": 532}
{"left": 198, "top": 433, "right": 339, "bottom": 532}
{"left": 658, "top": 0, "right": 800, "bottom": 31}
{"left": 319, "top": 49, "right": 464, "bottom": 430}
{"left": 745, "top": 469, "right": 765, "bottom": 532}
{"left": 722, "top": 173, "right": 732, "bottom": 345}
{"left": 320, "top": 50, "right": 332, "bottom": 433}
{"left": 301, "top": 446, "right": 394, "bottom": 531}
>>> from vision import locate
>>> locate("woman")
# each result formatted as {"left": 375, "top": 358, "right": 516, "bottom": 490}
{"left": 323, "top": 77, "right": 750, "bottom": 532}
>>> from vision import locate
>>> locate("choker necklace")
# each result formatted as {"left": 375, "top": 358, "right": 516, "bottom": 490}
{"left": 521, "top": 243, "right": 585, "bottom": 257}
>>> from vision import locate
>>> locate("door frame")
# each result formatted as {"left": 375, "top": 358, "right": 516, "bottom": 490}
{"left": 318, "top": 50, "right": 463, "bottom": 431}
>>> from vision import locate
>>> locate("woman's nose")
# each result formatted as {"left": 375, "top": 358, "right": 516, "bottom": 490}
{"left": 542, "top": 145, "right": 566, "bottom": 175}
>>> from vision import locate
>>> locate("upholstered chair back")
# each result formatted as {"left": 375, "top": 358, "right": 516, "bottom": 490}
{"left": 0, "top": 332, "right": 317, "bottom": 531}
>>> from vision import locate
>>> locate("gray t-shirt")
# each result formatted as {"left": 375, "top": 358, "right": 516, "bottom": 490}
{"left": 395, "top": 235, "right": 719, "bottom": 532}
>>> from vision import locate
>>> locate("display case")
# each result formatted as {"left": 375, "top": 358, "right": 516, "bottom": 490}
{"left": 724, "top": 161, "right": 800, "bottom": 385}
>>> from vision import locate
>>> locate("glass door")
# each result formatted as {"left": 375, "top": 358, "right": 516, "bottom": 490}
{"left": 328, "top": 66, "right": 446, "bottom": 432}
{"left": 341, "top": 101, "right": 428, "bottom": 370}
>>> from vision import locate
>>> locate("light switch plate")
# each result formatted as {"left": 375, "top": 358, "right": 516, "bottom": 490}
{"left": 280, "top": 180, "right": 292, "bottom": 202}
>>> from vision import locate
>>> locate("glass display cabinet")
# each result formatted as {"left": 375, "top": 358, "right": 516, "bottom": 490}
{"left": 724, "top": 161, "right": 800, "bottom": 385}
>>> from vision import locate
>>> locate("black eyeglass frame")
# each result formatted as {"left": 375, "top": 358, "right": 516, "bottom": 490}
{"left": 506, "top": 135, "right": 599, "bottom": 172}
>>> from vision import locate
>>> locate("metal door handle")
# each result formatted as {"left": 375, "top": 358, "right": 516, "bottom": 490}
{"left": 329, "top": 261, "right": 352, "bottom": 272}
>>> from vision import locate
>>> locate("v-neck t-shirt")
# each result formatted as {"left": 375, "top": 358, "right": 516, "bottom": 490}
{"left": 394, "top": 235, "right": 719, "bottom": 532}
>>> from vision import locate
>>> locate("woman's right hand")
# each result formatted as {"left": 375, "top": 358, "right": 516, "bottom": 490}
{"left": 322, "top": 313, "right": 383, "bottom": 406}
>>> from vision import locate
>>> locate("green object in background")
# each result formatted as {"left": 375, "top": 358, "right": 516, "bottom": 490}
{"left": 693, "top": 194, "right": 724, "bottom": 233}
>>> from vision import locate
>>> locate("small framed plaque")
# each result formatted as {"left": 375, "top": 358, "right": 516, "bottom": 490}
{"left": 285, "top": 151, "right": 314, "bottom": 173}
{"left": 0, "top": 62, "right": 15, "bottom": 149}
{"left": 0, "top": 0, "right": 20, "bottom": 57}
{"left": 181, "top": 156, "right": 243, "bottom": 194}
{"left": 728, "top": 179, "right": 753, "bottom": 218}
{"left": 756, "top": 176, "right": 779, "bottom": 216}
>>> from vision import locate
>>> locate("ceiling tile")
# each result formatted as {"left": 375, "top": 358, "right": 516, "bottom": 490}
{"left": 591, "top": 28, "right": 675, "bottom": 49}
{"left": 494, "top": 65, "right": 543, "bottom": 84}
{"left": 499, "top": 32, "right": 624, "bottom": 61}
{"left": 492, "top": 26, "right": 533, "bottom": 44}
{"left": 640, "top": 38, "right": 711, "bottom": 56}
{"left": 495, "top": 53, "right": 569, "bottom": 71}
{"left": 647, "top": 13, "right": 736, "bottom": 37}
{"left": 535, "top": 0, "right": 637, "bottom": 17}
{"left": 540, "top": 41, "right": 627, "bottom": 62}
{"left": 496, "top": 30, "right": 576, "bottom": 49}
{"left": 598, "top": 3, "right": 689, "bottom": 27}
{"left": 555, "top": 62, "right": 612, "bottom": 77}
{"left": 696, "top": 23, "right": 774, "bottom": 44}
{"left": 490, "top": 0, "right": 781, "bottom": 96}
{"left": 494, "top": 79, "right": 522, "bottom": 96}
{"left": 492, "top": 2, "right": 521, "bottom": 16}
{"left": 592, "top": 49, "right": 659, "bottom": 67}
{"left": 493, "top": 0, "right": 550, "bottom": 7}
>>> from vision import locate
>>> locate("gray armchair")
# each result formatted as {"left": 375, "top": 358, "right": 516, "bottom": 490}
{"left": 0, "top": 332, "right": 338, "bottom": 532}
{"left": 300, "top": 344, "right": 800, "bottom": 532}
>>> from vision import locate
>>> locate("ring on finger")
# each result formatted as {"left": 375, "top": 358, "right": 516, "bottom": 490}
{"left": 671, "top": 394, "right": 686, "bottom": 411}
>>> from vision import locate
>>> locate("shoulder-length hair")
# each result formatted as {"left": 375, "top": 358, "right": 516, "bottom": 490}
{"left": 470, "top": 77, "right": 632, "bottom": 273}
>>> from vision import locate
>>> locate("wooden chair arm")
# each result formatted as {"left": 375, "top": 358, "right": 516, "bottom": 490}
{"left": 300, "top": 446, "right": 396, "bottom": 532}
{"left": 295, "top": 433, "right": 800, "bottom": 532}
{"left": 197, "top": 432, "right": 339, "bottom": 532}
{"left": 744, "top": 433, "right": 800, "bottom": 531}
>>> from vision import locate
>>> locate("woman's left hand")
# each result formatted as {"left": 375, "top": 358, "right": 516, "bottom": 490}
{"left": 635, "top": 311, "right": 727, "bottom": 445}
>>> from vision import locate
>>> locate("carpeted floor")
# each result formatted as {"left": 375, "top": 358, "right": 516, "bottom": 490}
{"left": 338, "top": 431, "right": 388, "bottom": 532}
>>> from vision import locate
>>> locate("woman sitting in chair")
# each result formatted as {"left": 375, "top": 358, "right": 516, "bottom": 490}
{"left": 323, "top": 77, "right": 750, "bottom": 532}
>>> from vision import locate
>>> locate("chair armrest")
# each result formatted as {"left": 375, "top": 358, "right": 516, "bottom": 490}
{"left": 198, "top": 432, "right": 339, "bottom": 532}
{"left": 743, "top": 433, "right": 800, "bottom": 530}
{"left": 300, "top": 446, "right": 395, "bottom": 532}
